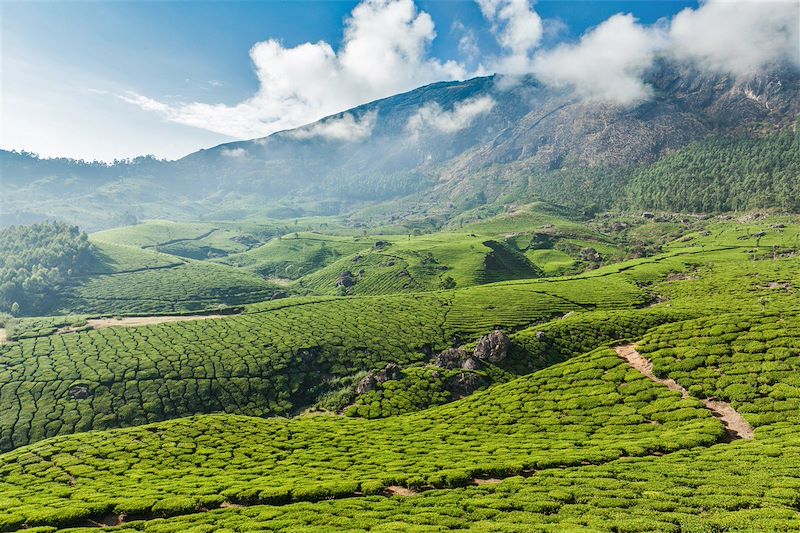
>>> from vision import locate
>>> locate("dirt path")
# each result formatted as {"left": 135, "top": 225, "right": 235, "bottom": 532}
{"left": 614, "top": 344, "right": 754, "bottom": 441}
{"left": 0, "top": 328, "right": 7, "bottom": 345}
{"left": 86, "top": 315, "right": 229, "bottom": 330}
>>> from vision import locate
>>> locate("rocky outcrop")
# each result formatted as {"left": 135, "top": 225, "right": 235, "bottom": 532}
{"left": 355, "top": 363, "right": 404, "bottom": 394}
{"left": 67, "top": 384, "right": 92, "bottom": 400}
{"left": 473, "top": 330, "right": 511, "bottom": 363}
{"left": 444, "top": 372, "right": 487, "bottom": 398}
{"left": 336, "top": 271, "right": 356, "bottom": 288}
{"left": 431, "top": 348, "right": 482, "bottom": 371}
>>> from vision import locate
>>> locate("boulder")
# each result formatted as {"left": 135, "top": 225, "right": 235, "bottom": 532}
{"left": 355, "top": 363, "right": 404, "bottom": 394}
{"left": 68, "top": 384, "right": 92, "bottom": 400}
{"left": 336, "top": 271, "right": 356, "bottom": 287}
{"left": 579, "top": 247, "right": 601, "bottom": 262}
{"left": 444, "top": 373, "right": 487, "bottom": 398}
{"left": 473, "top": 330, "right": 511, "bottom": 363}
{"left": 461, "top": 357, "right": 481, "bottom": 371}
{"left": 431, "top": 348, "right": 468, "bottom": 369}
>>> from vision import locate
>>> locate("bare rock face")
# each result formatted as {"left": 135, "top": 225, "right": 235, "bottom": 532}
{"left": 461, "top": 357, "right": 481, "bottom": 371}
{"left": 68, "top": 384, "right": 92, "bottom": 400}
{"left": 355, "top": 363, "right": 404, "bottom": 394}
{"left": 336, "top": 271, "right": 356, "bottom": 287}
{"left": 445, "top": 372, "right": 487, "bottom": 398}
{"left": 473, "top": 330, "right": 511, "bottom": 363}
{"left": 432, "top": 348, "right": 468, "bottom": 369}
{"left": 431, "top": 348, "right": 482, "bottom": 370}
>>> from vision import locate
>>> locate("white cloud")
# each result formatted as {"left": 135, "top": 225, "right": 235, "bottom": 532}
{"left": 118, "top": 91, "right": 171, "bottom": 113}
{"left": 529, "top": 1, "right": 799, "bottom": 106}
{"left": 453, "top": 20, "right": 480, "bottom": 62}
{"left": 221, "top": 147, "right": 248, "bottom": 158}
{"left": 121, "top": 0, "right": 468, "bottom": 140}
{"left": 407, "top": 95, "right": 495, "bottom": 136}
{"left": 531, "top": 14, "right": 663, "bottom": 105}
{"left": 478, "top": 0, "right": 543, "bottom": 74}
{"left": 668, "top": 0, "right": 800, "bottom": 76}
{"left": 286, "top": 111, "right": 378, "bottom": 141}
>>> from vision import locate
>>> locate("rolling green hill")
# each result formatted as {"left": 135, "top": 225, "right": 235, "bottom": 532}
{"left": 0, "top": 217, "right": 798, "bottom": 532}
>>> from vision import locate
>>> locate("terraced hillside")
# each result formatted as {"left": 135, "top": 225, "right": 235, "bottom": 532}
{"left": 51, "top": 241, "right": 286, "bottom": 315}
{"left": 0, "top": 218, "right": 797, "bottom": 532}
{"left": 94, "top": 203, "right": 629, "bottom": 298}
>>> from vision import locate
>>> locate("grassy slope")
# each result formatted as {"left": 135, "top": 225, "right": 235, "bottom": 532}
{"left": 0, "top": 347, "right": 723, "bottom": 529}
{"left": 0, "top": 256, "right": 661, "bottom": 452}
{"left": 13, "top": 252, "right": 795, "bottom": 532}
{"left": 45, "top": 241, "right": 286, "bottom": 315}
{"left": 215, "top": 233, "right": 370, "bottom": 280}
{"left": 1, "top": 219, "right": 798, "bottom": 531}
{"left": 63, "top": 426, "right": 800, "bottom": 533}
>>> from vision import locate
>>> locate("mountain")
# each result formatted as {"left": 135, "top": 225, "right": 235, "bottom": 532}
{"left": 2, "top": 63, "right": 799, "bottom": 230}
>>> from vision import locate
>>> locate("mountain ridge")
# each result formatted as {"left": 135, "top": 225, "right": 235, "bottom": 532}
{"left": 2, "top": 63, "right": 798, "bottom": 229}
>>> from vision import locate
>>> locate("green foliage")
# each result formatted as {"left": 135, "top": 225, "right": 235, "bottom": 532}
{"left": 0, "top": 222, "right": 93, "bottom": 315}
{"left": 55, "top": 260, "right": 286, "bottom": 315}
{"left": 626, "top": 130, "right": 800, "bottom": 212}
{"left": 0, "top": 265, "right": 653, "bottom": 450}
{"left": 217, "top": 233, "right": 368, "bottom": 280}
{"left": 0, "top": 348, "right": 723, "bottom": 528}
{"left": 2, "top": 219, "right": 800, "bottom": 532}
{"left": 638, "top": 310, "right": 800, "bottom": 427}
{"left": 344, "top": 367, "right": 487, "bottom": 418}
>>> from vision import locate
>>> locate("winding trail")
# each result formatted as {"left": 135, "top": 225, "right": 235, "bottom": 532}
{"left": 614, "top": 344, "right": 754, "bottom": 441}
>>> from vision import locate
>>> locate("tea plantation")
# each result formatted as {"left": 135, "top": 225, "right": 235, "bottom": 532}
{"left": 0, "top": 216, "right": 798, "bottom": 532}
{"left": 0, "top": 348, "right": 724, "bottom": 530}
{"left": 44, "top": 241, "right": 287, "bottom": 315}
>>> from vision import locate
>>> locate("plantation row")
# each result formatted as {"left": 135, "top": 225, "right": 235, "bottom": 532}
{"left": 638, "top": 310, "right": 800, "bottom": 428}
{"left": 0, "top": 348, "right": 725, "bottom": 530}
{"left": 346, "top": 308, "right": 697, "bottom": 419}
{"left": 0, "top": 246, "right": 777, "bottom": 451}
{"left": 55, "top": 261, "right": 285, "bottom": 315}
{"left": 53, "top": 425, "right": 800, "bottom": 533}
{"left": 218, "top": 234, "right": 368, "bottom": 280}
{"left": 0, "top": 267, "right": 644, "bottom": 450}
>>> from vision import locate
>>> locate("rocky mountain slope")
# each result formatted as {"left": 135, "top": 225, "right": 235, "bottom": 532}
{"left": 2, "top": 63, "right": 798, "bottom": 229}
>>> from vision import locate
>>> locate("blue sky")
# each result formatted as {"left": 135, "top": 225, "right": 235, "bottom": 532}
{"left": 1, "top": 0, "right": 785, "bottom": 161}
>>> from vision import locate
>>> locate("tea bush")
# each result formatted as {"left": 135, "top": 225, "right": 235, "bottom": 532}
{"left": 0, "top": 348, "right": 723, "bottom": 529}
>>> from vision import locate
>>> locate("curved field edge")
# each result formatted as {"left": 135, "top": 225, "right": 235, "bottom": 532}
{"left": 0, "top": 246, "right": 795, "bottom": 451}
{"left": 0, "top": 347, "right": 727, "bottom": 530}
{"left": 51, "top": 425, "right": 800, "bottom": 533}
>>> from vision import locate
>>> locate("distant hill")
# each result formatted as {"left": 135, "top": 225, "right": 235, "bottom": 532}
{"left": 2, "top": 63, "right": 799, "bottom": 229}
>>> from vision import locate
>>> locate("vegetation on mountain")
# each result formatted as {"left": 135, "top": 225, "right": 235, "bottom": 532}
{"left": 0, "top": 347, "right": 724, "bottom": 530}
{"left": 0, "top": 222, "right": 93, "bottom": 316}
{"left": 0, "top": 214, "right": 797, "bottom": 531}
{"left": 626, "top": 128, "right": 800, "bottom": 212}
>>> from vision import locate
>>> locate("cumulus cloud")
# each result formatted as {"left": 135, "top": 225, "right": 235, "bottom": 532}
{"left": 121, "top": 0, "right": 468, "bottom": 140}
{"left": 407, "top": 95, "right": 495, "bottom": 137}
{"left": 668, "top": 0, "right": 800, "bottom": 75}
{"left": 531, "top": 14, "right": 663, "bottom": 105}
{"left": 120, "top": 0, "right": 800, "bottom": 136}
{"left": 477, "top": 0, "right": 544, "bottom": 74}
{"left": 286, "top": 111, "right": 378, "bottom": 141}
{"left": 529, "top": 0, "right": 799, "bottom": 106}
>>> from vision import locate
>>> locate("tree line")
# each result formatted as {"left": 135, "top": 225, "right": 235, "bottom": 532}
{"left": 0, "top": 222, "right": 94, "bottom": 315}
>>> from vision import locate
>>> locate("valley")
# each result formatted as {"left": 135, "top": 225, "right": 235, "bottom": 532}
{"left": 1, "top": 9, "right": 799, "bottom": 530}
{"left": 0, "top": 205, "right": 798, "bottom": 531}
